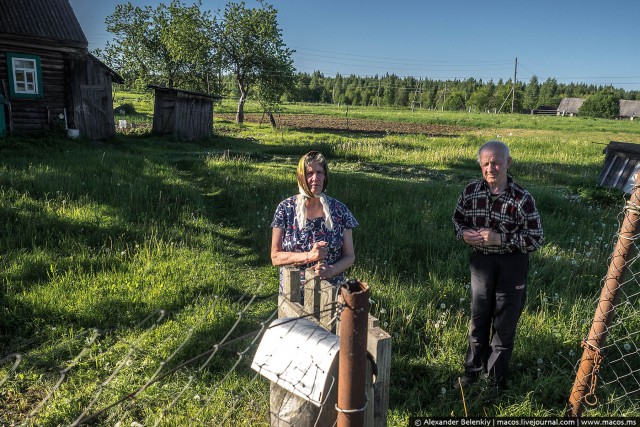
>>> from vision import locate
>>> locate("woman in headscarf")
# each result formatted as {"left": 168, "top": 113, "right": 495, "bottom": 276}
{"left": 271, "top": 151, "right": 358, "bottom": 292}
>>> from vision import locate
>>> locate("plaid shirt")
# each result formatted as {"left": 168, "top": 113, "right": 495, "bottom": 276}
{"left": 452, "top": 176, "right": 544, "bottom": 254}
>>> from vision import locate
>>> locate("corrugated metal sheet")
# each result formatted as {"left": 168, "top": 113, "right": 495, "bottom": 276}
{"left": 599, "top": 141, "right": 640, "bottom": 193}
{"left": 620, "top": 100, "right": 640, "bottom": 118}
{"left": 557, "top": 97, "right": 585, "bottom": 114}
{"left": 0, "top": 0, "right": 87, "bottom": 46}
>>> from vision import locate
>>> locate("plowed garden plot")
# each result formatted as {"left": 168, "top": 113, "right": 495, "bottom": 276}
{"left": 218, "top": 113, "right": 470, "bottom": 136}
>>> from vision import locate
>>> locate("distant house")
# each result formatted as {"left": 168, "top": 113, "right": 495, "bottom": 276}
{"left": 0, "top": 0, "right": 123, "bottom": 139}
{"left": 619, "top": 100, "right": 640, "bottom": 120}
{"left": 557, "top": 97, "right": 585, "bottom": 116}
{"left": 148, "top": 85, "right": 222, "bottom": 140}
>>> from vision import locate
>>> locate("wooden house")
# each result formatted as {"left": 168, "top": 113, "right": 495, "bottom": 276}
{"left": 557, "top": 97, "right": 585, "bottom": 116}
{"left": 0, "top": 0, "right": 123, "bottom": 139}
{"left": 619, "top": 100, "right": 640, "bottom": 120}
{"left": 148, "top": 85, "right": 221, "bottom": 140}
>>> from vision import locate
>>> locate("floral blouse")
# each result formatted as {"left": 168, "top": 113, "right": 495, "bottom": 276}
{"left": 271, "top": 195, "right": 358, "bottom": 287}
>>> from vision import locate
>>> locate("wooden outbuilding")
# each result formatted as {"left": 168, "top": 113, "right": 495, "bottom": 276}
{"left": 148, "top": 85, "right": 221, "bottom": 140}
{"left": 0, "top": 0, "right": 123, "bottom": 139}
{"left": 557, "top": 97, "right": 585, "bottom": 116}
{"left": 619, "top": 100, "right": 640, "bottom": 120}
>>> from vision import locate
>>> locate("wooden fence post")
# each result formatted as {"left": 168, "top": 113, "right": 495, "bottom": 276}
{"left": 272, "top": 266, "right": 390, "bottom": 426}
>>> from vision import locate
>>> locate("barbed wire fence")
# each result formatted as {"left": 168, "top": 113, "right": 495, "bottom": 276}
{"left": 567, "top": 181, "right": 640, "bottom": 417}
{"left": 0, "top": 270, "right": 390, "bottom": 427}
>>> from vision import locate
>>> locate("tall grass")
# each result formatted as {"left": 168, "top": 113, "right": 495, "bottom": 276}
{"left": 0, "top": 108, "right": 638, "bottom": 425}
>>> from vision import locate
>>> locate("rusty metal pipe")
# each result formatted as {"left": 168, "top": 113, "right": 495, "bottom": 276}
{"left": 566, "top": 179, "right": 640, "bottom": 417}
{"left": 337, "top": 280, "right": 370, "bottom": 427}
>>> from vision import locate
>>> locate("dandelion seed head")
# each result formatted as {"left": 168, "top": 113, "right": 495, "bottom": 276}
{"left": 440, "top": 303, "right": 446, "bottom": 309}
{"left": 624, "top": 343, "right": 632, "bottom": 352}
{"left": 537, "top": 358, "right": 544, "bottom": 365}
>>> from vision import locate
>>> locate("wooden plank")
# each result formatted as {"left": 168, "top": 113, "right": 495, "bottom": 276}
{"left": 320, "top": 281, "right": 338, "bottom": 333}
{"left": 612, "top": 157, "right": 630, "bottom": 189}
{"left": 79, "top": 84, "right": 104, "bottom": 90}
{"left": 279, "top": 267, "right": 302, "bottom": 319}
{"left": 368, "top": 325, "right": 391, "bottom": 426}
{"left": 304, "top": 270, "right": 321, "bottom": 321}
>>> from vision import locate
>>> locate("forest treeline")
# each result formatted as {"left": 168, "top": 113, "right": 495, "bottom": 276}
{"left": 220, "top": 72, "right": 640, "bottom": 113}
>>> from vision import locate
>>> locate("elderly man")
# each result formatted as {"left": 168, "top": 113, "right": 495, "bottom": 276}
{"left": 452, "top": 140, "right": 544, "bottom": 390}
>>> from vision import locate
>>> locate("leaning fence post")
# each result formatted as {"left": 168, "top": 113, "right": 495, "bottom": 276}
{"left": 566, "top": 175, "right": 640, "bottom": 417}
{"left": 337, "top": 280, "right": 370, "bottom": 427}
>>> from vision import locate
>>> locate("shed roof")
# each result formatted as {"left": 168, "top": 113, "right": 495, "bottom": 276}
{"left": 0, "top": 0, "right": 87, "bottom": 47}
{"left": 620, "top": 100, "right": 640, "bottom": 118}
{"left": 557, "top": 97, "right": 585, "bottom": 114}
{"left": 147, "top": 85, "right": 222, "bottom": 100}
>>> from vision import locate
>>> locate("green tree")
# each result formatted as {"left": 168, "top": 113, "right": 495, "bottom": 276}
{"left": 579, "top": 90, "right": 621, "bottom": 119}
{"left": 468, "top": 85, "right": 491, "bottom": 112}
{"left": 215, "top": 1, "right": 294, "bottom": 124}
{"left": 538, "top": 77, "right": 560, "bottom": 107}
{"left": 523, "top": 75, "right": 540, "bottom": 111}
{"left": 444, "top": 91, "right": 466, "bottom": 111}
{"left": 101, "top": 0, "right": 217, "bottom": 91}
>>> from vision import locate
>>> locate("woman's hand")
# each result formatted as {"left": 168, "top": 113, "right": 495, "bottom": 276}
{"left": 308, "top": 241, "right": 329, "bottom": 263}
{"left": 314, "top": 261, "right": 334, "bottom": 279}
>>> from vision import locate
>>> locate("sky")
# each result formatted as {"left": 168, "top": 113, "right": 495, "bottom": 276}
{"left": 68, "top": 0, "right": 640, "bottom": 90}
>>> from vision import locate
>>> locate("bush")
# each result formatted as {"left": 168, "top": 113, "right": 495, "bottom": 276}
{"left": 579, "top": 91, "right": 620, "bottom": 119}
{"left": 114, "top": 102, "right": 137, "bottom": 115}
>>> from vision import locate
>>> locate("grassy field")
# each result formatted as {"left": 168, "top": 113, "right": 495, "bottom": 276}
{"left": 1, "top": 103, "right": 640, "bottom": 425}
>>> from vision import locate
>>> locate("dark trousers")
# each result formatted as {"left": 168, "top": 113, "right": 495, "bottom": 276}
{"left": 465, "top": 251, "right": 528, "bottom": 385}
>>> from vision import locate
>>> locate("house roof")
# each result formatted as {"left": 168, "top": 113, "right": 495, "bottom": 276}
{"left": 620, "top": 100, "right": 640, "bottom": 118}
{"left": 0, "top": 0, "right": 87, "bottom": 47}
{"left": 557, "top": 97, "right": 585, "bottom": 114}
{"left": 89, "top": 52, "right": 124, "bottom": 84}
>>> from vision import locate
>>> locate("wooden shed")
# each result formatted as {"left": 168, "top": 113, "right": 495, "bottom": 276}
{"left": 557, "top": 97, "right": 585, "bottom": 116}
{"left": 148, "top": 85, "right": 221, "bottom": 140}
{"left": 0, "top": 0, "right": 123, "bottom": 139}
{"left": 598, "top": 141, "right": 640, "bottom": 193}
{"left": 619, "top": 100, "right": 640, "bottom": 120}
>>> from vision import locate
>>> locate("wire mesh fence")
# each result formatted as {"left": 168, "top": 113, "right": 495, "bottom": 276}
{"left": 0, "top": 271, "right": 390, "bottom": 426}
{"left": 567, "top": 183, "right": 640, "bottom": 417}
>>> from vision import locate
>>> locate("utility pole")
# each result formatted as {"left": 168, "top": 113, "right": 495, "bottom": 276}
{"left": 411, "top": 78, "right": 422, "bottom": 112}
{"left": 376, "top": 76, "right": 381, "bottom": 107}
{"left": 511, "top": 57, "right": 518, "bottom": 113}
{"left": 442, "top": 83, "right": 447, "bottom": 111}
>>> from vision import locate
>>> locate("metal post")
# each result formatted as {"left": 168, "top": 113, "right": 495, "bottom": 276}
{"left": 566, "top": 175, "right": 640, "bottom": 416}
{"left": 337, "top": 280, "right": 370, "bottom": 427}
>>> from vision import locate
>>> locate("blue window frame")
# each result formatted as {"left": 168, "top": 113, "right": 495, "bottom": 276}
{"left": 6, "top": 52, "right": 43, "bottom": 99}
